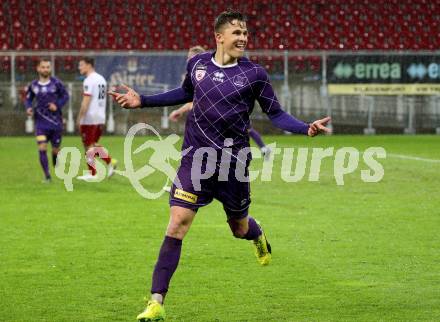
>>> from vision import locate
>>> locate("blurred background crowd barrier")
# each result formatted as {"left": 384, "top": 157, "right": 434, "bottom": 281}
{"left": 1, "top": 50, "right": 439, "bottom": 136}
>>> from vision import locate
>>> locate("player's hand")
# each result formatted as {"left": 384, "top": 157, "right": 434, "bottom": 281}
{"left": 308, "top": 116, "right": 331, "bottom": 137}
{"left": 169, "top": 110, "right": 182, "bottom": 122}
{"left": 26, "top": 108, "right": 33, "bottom": 116}
{"left": 48, "top": 103, "right": 57, "bottom": 112}
{"left": 108, "top": 84, "right": 141, "bottom": 109}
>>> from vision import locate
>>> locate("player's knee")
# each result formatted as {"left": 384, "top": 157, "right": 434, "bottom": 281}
{"left": 167, "top": 219, "right": 188, "bottom": 239}
{"left": 86, "top": 146, "right": 98, "bottom": 158}
{"left": 231, "top": 226, "right": 248, "bottom": 239}
{"left": 227, "top": 215, "right": 249, "bottom": 239}
{"left": 38, "top": 143, "right": 48, "bottom": 151}
{"left": 166, "top": 222, "right": 187, "bottom": 239}
{"left": 86, "top": 145, "right": 106, "bottom": 157}
{"left": 84, "top": 144, "right": 94, "bottom": 153}
{"left": 167, "top": 206, "right": 195, "bottom": 239}
{"left": 166, "top": 231, "right": 184, "bottom": 240}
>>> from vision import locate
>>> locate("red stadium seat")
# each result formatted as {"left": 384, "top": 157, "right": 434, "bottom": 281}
{"left": 3, "top": 1, "right": 439, "bottom": 51}
{"left": 1, "top": 56, "right": 11, "bottom": 72}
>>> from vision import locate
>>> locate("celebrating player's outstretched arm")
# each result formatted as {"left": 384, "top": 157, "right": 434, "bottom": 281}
{"left": 108, "top": 84, "right": 142, "bottom": 109}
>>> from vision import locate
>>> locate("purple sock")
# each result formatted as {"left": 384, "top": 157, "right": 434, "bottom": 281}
{"left": 52, "top": 153, "right": 58, "bottom": 167}
{"left": 244, "top": 216, "right": 262, "bottom": 240}
{"left": 39, "top": 150, "right": 50, "bottom": 179}
{"left": 151, "top": 236, "right": 182, "bottom": 296}
{"left": 248, "top": 128, "right": 265, "bottom": 149}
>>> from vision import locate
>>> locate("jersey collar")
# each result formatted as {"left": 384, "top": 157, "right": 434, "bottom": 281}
{"left": 38, "top": 79, "right": 51, "bottom": 86}
{"left": 211, "top": 54, "right": 238, "bottom": 69}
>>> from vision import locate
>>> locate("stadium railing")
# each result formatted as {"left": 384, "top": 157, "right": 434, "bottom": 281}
{"left": 0, "top": 50, "right": 439, "bottom": 135}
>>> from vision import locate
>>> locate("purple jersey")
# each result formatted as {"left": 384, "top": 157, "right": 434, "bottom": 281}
{"left": 141, "top": 52, "right": 309, "bottom": 161}
{"left": 25, "top": 77, "right": 69, "bottom": 130}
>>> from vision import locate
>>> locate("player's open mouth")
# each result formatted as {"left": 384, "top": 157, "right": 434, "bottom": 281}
{"left": 235, "top": 43, "right": 246, "bottom": 51}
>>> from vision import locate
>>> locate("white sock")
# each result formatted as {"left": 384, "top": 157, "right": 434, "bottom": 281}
{"left": 151, "top": 293, "right": 163, "bottom": 304}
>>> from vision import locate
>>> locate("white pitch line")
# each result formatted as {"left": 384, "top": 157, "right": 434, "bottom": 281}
{"left": 388, "top": 153, "right": 440, "bottom": 163}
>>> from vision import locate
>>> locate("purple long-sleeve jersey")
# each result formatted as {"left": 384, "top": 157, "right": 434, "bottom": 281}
{"left": 25, "top": 77, "right": 69, "bottom": 130}
{"left": 140, "top": 52, "right": 309, "bottom": 160}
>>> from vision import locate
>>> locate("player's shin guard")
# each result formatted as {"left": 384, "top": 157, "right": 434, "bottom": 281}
{"left": 243, "top": 216, "right": 262, "bottom": 240}
{"left": 248, "top": 128, "right": 266, "bottom": 149}
{"left": 39, "top": 150, "right": 50, "bottom": 179}
{"left": 151, "top": 236, "right": 182, "bottom": 299}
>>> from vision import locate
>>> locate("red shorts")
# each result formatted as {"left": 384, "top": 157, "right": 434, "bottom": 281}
{"left": 80, "top": 124, "right": 104, "bottom": 147}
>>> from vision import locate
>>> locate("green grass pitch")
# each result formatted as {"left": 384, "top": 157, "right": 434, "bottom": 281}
{"left": 1, "top": 135, "right": 439, "bottom": 321}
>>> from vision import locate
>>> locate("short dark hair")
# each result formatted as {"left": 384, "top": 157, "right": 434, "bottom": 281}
{"left": 37, "top": 57, "right": 51, "bottom": 66}
{"left": 214, "top": 10, "right": 246, "bottom": 32}
{"left": 79, "top": 57, "right": 95, "bottom": 67}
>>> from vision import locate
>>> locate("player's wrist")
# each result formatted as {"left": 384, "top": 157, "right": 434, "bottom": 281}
{"left": 139, "top": 95, "right": 148, "bottom": 108}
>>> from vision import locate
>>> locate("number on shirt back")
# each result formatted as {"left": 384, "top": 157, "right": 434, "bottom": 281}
{"left": 98, "top": 84, "right": 106, "bottom": 99}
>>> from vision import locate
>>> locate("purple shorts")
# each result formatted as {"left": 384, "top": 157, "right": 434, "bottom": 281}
{"left": 169, "top": 155, "right": 251, "bottom": 219}
{"left": 35, "top": 128, "right": 62, "bottom": 148}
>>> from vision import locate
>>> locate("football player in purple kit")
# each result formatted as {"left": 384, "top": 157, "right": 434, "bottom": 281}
{"left": 110, "top": 10, "right": 330, "bottom": 321}
{"left": 25, "top": 58, "right": 69, "bottom": 182}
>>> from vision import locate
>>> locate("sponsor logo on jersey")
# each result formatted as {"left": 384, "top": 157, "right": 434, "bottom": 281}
{"left": 233, "top": 75, "right": 247, "bottom": 87}
{"left": 174, "top": 188, "right": 198, "bottom": 203}
{"left": 213, "top": 71, "right": 225, "bottom": 83}
{"left": 41, "top": 86, "right": 47, "bottom": 93}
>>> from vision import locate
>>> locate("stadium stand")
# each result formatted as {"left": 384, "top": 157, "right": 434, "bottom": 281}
{"left": 0, "top": 0, "right": 438, "bottom": 134}
{"left": 1, "top": 0, "right": 439, "bottom": 53}
{"left": 0, "top": 0, "right": 438, "bottom": 75}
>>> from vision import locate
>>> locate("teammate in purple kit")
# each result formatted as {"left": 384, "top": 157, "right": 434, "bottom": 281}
{"left": 110, "top": 11, "right": 330, "bottom": 321}
{"left": 25, "top": 58, "right": 69, "bottom": 182}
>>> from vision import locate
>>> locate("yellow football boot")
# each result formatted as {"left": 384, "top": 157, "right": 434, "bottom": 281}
{"left": 136, "top": 299, "right": 166, "bottom": 322}
{"left": 253, "top": 226, "right": 272, "bottom": 266}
